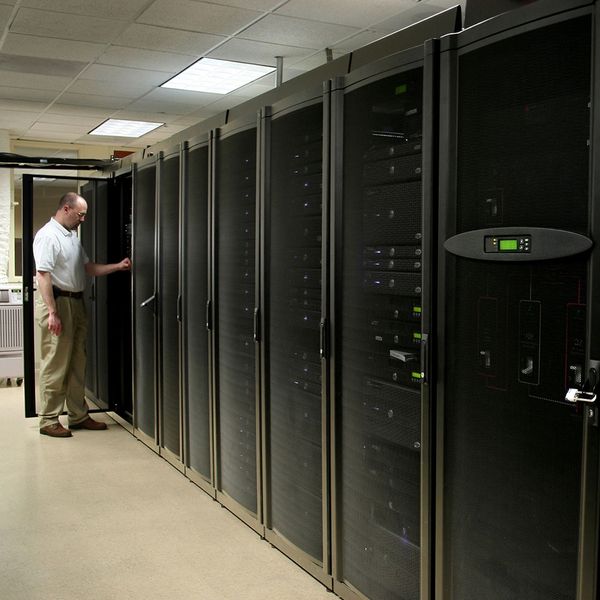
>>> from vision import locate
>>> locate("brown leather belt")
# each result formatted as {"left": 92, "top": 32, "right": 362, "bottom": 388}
{"left": 53, "top": 286, "right": 83, "bottom": 299}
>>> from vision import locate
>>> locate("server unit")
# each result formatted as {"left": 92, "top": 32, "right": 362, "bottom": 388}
{"left": 158, "top": 146, "right": 183, "bottom": 468}
{"left": 133, "top": 156, "right": 159, "bottom": 448}
{"left": 182, "top": 135, "right": 213, "bottom": 493}
{"left": 437, "top": 1, "right": 599, "bottom": 599}
{"left": 213, "top": 117, "right": 262, "bottom": 529}
{"left": 331, "top": 43, "right": 437, "bottom": 600}
{"left": 260, "top": 87, "right": 331, "bottom": 583}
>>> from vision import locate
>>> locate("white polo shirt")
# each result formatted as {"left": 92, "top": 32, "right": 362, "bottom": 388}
{"left": 33, "top": 217, "right": 89, "bottom": 293}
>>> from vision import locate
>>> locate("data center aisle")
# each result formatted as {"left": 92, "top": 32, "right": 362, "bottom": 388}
{"left": 0, "top": 382, "right": 332, "bottom": 600}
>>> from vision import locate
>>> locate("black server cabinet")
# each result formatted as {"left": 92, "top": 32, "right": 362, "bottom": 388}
{"left": 331, "top": 45, "right": 435, "bottom": 600}
{"left": 106, "top": 173, "right": 133, "bottom": 423}
{"left": 437, "top": 3, "right": 599, "bottom": 600}
{"left": 213, "top": 118, "right": 261, "bottom": 527}
{"left": 183, "top": 135, "right": 213, "bottom": 491}
{"left": 133, "top": 157, "right": 158, "bottom": 446}
{"left": 260, "top": 89, "right": 331, "bottom": 582}
{"left": 158, "top": 147, "right": 183, "bottom": 467}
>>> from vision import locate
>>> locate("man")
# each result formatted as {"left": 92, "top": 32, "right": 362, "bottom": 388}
{"left": 33, "top": 192, "right": 131, "bottom": 438}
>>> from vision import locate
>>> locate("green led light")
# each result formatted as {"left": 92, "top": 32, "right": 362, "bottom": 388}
{"left": 499, "top": 239, "right": 518, "bottom": 251}
{"left": 413, "top": 306, "right": 422, "bottom": 313}
{"left": 395, "top": 84, "right": 408, "bottom": 95}
{"left": 413, "top": 332, "right": 422, "bottom": 340}
{"left": 412, "top": 371, "right": 422, "bottom": 379}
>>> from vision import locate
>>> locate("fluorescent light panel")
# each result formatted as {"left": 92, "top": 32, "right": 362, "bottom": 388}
{"left": 89, "top": 119, "right": 163, "bottom": 138}
{"left": 161, "top": 58, "right": 275, "bottom": 94}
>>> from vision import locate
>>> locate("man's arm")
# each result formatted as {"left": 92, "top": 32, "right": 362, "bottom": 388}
{"left": 37, "top": 271, "right": 62, "bottom": 336}
{"left": 85, "top": 257, "right": 131, "bottom": 277}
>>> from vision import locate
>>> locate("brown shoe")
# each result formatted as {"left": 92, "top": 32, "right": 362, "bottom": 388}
{"left": 40, "top": 423, "right": 72, "bottom": 438}
{"left": 70, "top": 416, "right": 107, "bottom": 430}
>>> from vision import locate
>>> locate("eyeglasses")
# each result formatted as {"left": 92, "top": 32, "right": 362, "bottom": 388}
{"left": 69, "top": 206, "right": 87, "bottom": 217}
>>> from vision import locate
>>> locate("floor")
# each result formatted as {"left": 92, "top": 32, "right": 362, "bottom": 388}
{"left": 0, "top": 381, "right": 333, "bottom": 600}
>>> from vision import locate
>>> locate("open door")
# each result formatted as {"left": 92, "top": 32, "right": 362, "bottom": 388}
{"left": 22, "top": 174, "right": 132, "bottom": 422}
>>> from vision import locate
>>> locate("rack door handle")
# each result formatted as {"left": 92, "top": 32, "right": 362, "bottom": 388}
{"left": 253, "top": 308, "right": 260, "bottom": 343}
{"left": 140, "top": 294, "right": 156, "bottom": 313}
{"left": 320, "top": 318, "right": 327, "bottom": 359}
{"left": 205, "top": 300, "right": 212, "bottom": 331}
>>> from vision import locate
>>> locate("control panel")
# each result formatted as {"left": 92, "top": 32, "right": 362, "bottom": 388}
{"left": 485, "top": 235, "right": 531, "bottom": 253}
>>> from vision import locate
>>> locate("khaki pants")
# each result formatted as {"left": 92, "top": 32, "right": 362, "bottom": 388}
{"left": 36, "top": 295, "right": 89, "bottom": 429}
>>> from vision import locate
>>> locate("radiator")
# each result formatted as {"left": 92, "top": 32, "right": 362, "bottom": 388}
{"left": 0, "top": 304, "right": 23, "bottom": 380}
{"left": 0, "top": 304, "right": 23, "bottom": 352}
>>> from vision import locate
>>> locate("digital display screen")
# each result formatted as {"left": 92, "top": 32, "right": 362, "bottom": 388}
{"left": 499, "top": 239, "right": 518, "bottom": 251}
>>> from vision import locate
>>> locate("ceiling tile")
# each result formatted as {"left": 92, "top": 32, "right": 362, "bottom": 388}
{"left": 80, "top": 64, "right": 168, "bottom": 86}
{"left": 138, "top": 0, "right": 261, "bottom": 35}
{"left": 0, "top": 53, "right": 87, "bottom": 77}
{"left": 29, "top": 122, "right": 91, "bottom": 134}
{"left": 97, "top": 46, "right": 196, "bottom": 73}
{"left": 0, "top": 86, "right": 58, "bottom": 102}
{"left": 35, "top": 112, "right": 107, "bottom": 127}
{"left": 114, "top": 23, "right": 225, "bottom": 54}
{"left": 275, "top": 0, "right": 416, "bottom": 28}
{"left": 239, "top": 14, "right": 359, "bottom": 49}
{"left": 1, "top": 33, "right": 105, "bottom": 62}
{"left": 0, "top": 110, "right": 39, "bottom": 124}
{"left": 10, "top": 7, "right": 129, "bottom": 44}
{"left": 207, "top": 38, "right": 313, "bottom": 66}
{"left": 46, "top": 104, "right": 114, "bottom": 119}
{"left": 0, "top": 70, "right": 71, "bottom": 91}
{"left": 0, "top": 99, "right": 47, "bottom": 112}
{"left": 20, "top": 0, "right": 154, "bottom": 20}
{"left": 57, "top": 92, "right": 132, "bottom": 109}
{"left": 67, "top": 78, "right": 155, "bottom": 99}
{"left": 0, "top": 4, "right": 13, "bottom": 29}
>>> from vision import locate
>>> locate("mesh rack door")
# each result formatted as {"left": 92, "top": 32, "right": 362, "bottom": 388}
{"left": 215, "top": 126, "right": 259, "bottom": 516}
{"left": 336, "top": 65, "right": 425, "bottom": 600}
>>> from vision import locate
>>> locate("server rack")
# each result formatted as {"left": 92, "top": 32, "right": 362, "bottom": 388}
{"left": 330, "top": 44, "right": 436, "bottom": 600}
{"left": 106, "top": 173, "right": 133, "bottom": 424}
{"left": 182, "top": 134, "right": 214, "bottom": 495}
{"left": 212, "top": 116, "right": 263, "bottom": 532}
{"left": 436, "top": 1, "right": 599, "bottom": 599}
{"left": 157, "top": 145, "right": 184, "bottom": 470}
{"left": 260, "top": 86, "right": 332, "bottom": 584}
{"left": 132, "top": 156, "right": 159, "bottom": 450}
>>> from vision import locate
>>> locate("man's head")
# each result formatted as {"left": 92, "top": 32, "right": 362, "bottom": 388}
{"left": 55, "top": 192, "right": 88, "bottom": 231}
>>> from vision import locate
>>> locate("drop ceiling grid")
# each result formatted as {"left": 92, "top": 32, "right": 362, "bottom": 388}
{"left": 0, "top": 0, "right": 463, "bottom": 147}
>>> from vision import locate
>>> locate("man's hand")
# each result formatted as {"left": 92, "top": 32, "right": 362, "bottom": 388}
{"left": 47, "top": 311, "right": 62, "bottom": 336}
{"left": 118, "top": 257, "right": 132, "bottom": 271}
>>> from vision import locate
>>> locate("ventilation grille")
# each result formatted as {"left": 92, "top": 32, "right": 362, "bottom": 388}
{"left": 0, "top": 305, "right": 23, "bottom": 352}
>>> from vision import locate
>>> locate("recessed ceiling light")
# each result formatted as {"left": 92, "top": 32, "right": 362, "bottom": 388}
{"left": 161, "top": 58, "right": 275, "bottom": 94}
{"left": 89, "top": 119, "right": 164, "bottom": 138}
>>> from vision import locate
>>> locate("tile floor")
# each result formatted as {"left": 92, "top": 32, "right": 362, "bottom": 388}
{"left": 0, "top": 381, "right": 333, "bottom": 600}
